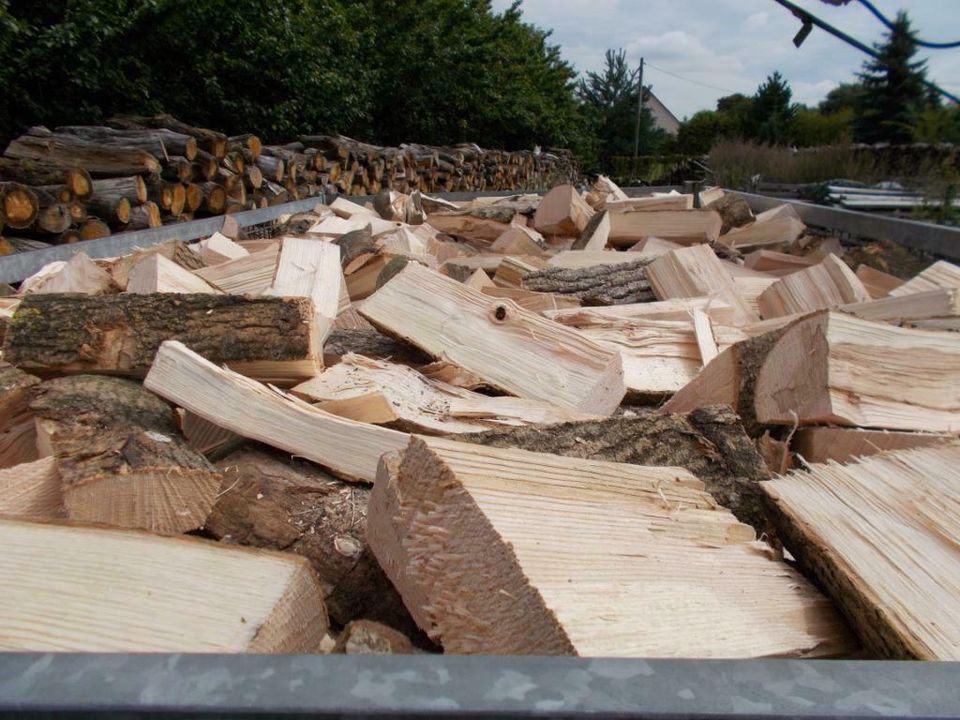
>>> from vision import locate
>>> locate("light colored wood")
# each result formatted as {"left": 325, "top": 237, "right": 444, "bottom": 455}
{"left": 194, "top": 245, "right": 280, "bottom": 294}
{"left": 890, "top": 260, "right": 960, "bottom": 297}
{"left": 198, "top": 231, "right": 248, "bottom": 265}
{"left": 855, "top": 264, "right": 904, "bottom": 298}
{"left": 584, "top": 174, "right": 628, "bottom": 208}
{"left": 180, "top": 410, "right": 242, "bottom": 457}
{"left": 646, "top": 244, "right": 757, "bottom": 325}
{"left": 293, "top": 353, "right": 595, "bottom": 434}
{"left": 426, "top": 213, "right": 512, "bottom": 242}
{"left": 492, "top": 255, "right": 548, "bottom": 288}
{"left": 533, "top": 184, "right": 594, "bottom": 236}
{"left": 743, "top": 249, "right": 816, "bottom": 276}
{"left": 720, "top": 215, "right": 806, "bottom": 250}
{"left": 698, "top": 186, "right": 725, "bottom": 206}
{"left": 126, "top": 253, "right": 219, "bottom": 294}
{"left": 732, "top": 275, "right": 778, "bottom": 318}
{"left": 0, "top": 363, "right": 40, "bottom": 470}
{"left": 0, "top": 517, "right": 328, "bottom": 652}
{"left": 330, "top": 196, "right": 377, "bottom": 219}
{"left": 317, "top": 393, "right": 399, "bottom": 424}
{"left": 490, "top": 225, "right": 547, "bottom": 256}
{"left": 358, "top": 262, "right": 626, "bottom": 414}
{"left": 30, "top": 252, "right": 116, "bottom": 295}
{"left": 692, "top": 308, "right": 718, "bottom": 364}
{"left": 463, "top": 267, "right": 495, "bottom": 290}
{"left": 757, "top": 254, "right": 871, "bottom": 319}
{"left": 545, "top": 297, "right": 737, "bottom": 326}
{"left": 605, "top": 194, "right": 693, "bottom": 213}
{"left": 480, "top": 286, "right": 580, "bottom": 314}
{"left": 0, "top": 457, "right": 62, "bottom": 519}
{"left": 754, "top": 310, "right": 960, "bottom": 432}
{"left": 841, "top": 288, "right": 960, "bottom": 326}
{"left": 608, "top": 209, "right": 722, "bottom": 247}
{"left": 626, "top": 236, "right": 685, "bottom": 256}
{"left": 368, "top": 436, "right": 853, "bottom": 657}
{"left": 419, "top": 360, "right": 486, "bottom": 390}
{"left": 144, "top": 341, "right": 409, "bottom": 482}
{"left": 660, "top": 342, "right": 739, "bottom": 416}
{"left": 266, "top": 237, "right": 341, "bottom": 345}
{"left": 762, "top": 444, "right": 960, "bottom": 659}
{"left": 548, "top": 250, "right": 641, "bottom": 269}
{"left": 792, "top": 426, "right": 953, "bottom": 464}
{"left": 574, "top": 210, "right": 610, "bottom": 251}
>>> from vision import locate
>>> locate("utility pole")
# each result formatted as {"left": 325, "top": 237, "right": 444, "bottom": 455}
{"left": 632, "top": 57, "right": 645, "bottom": 168}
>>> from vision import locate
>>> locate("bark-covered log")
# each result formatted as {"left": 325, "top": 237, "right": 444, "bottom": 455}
{"left": 90, "top": 176, "right": 147, "bottom": 205}
{"left": 85, "top": 194, "right": 131, "bottom": 224}
{"left": 228, "top": 133, "right": 262, "bottom": 159}
{"left": 54, "top": 126, "right": 197, "bottom": 161}
{"left": 31, "top": 375, "right": 220, "bottom": 534}
{"left": 244, "top": 165, "right": 263, "bottom": 190}
{"left": 109, "top": 114, "right": 227, "bottom": 158}
{"left": 183, "top": 182, "right": 203, "bottom": 213}
{"left": 706, "top": 193, "right": 754, "bottom": 235}
{"left": 0, "top": 158, "right": 92, "bottom": 199}
{"left": 160, "top": 156, "right": 193, "bottom": 183}
{"left": 323, "top": 328, "right": 430, "bottom": 367}
{"left": 0, "top": 182, "right": 39, "bottom": 229}
{"left": 4, "top": 293, "right": 319, "bottom": 377}
{"left": 464, "top": 405, "right": 772, "bottom": 533}
{"left": 5, "top": 134, "right": 161, "bottom": 176}
{"left": 32, "top": 202, "right": 72, "bottom": 234}
{"left": 126, "top": 201, "right": 161, "bottom": 229}
{"left": 191, "top": 150, "right": 219, "bottom": 181}
{"left": 207, "top": 448, "right": 423, "bottom": 635}
{"left": 200, "top": 182, "right": 227, "bottom": 214}
{"left": 521, "top": 257, "right": 654, "bottom": 305}
{"left": 254, "top": 155, "right": 285, "bottom": 183}
{"left": 33, "top": 185, "right": 74, "bottom": 204}
{"left": 78, "top": 218, "right": 111, "bottom": 241}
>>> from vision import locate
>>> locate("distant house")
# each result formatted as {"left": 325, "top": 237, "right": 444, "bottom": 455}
{"left": 646, "top": 91, "right": 680, "bottom": 135}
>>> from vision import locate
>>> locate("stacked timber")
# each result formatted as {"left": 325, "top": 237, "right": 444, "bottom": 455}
{"left": 1, "top": 120, "right": 576, "bottom": 252}
{"left": 2, "top": 177, "right": 958, "bottom": 660}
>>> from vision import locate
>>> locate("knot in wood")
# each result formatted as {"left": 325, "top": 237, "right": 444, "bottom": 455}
{"left": 490, "top": 303, "right": 509, "bottom": 323}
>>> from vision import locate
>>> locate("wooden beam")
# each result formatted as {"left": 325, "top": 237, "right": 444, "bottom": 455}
{"left": 0, "top": 517, "right": 328, "bottom": 652}
{"left": 607, "top": 210, "right": 721, "bottom": 247}
{"left": 144, "top": 340, "right": 408, "bottom": 482}
{"left": 358, "top": 262, "right": 626, "bottom": 414}
{"left": 762, "top": 444, "right": 960, "bottom": 659}
{"left": 368, "top": 436, "right": 853, "bottom": 657}
{"left": 792, "top": 426, "right": 953, "bottom": 464}
{"left": 754, "top": 311, "right": 960, "bottom": 432}
{"left": 3, "top": 294, "right": 323, "bottom": 384}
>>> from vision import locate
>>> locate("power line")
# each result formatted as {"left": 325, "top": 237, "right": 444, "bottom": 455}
{"left": 856, "top": 0, "right": 960, "bottom": 49}
{"left": 771, "top": 0, "right": 960, "bottom": 103}
{"left": 643, "top": 61, "right": 741, "bottom": 95}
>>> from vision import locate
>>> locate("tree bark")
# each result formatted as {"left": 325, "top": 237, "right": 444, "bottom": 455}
{"left": 5, "top": 134, "right": 161, "bottom": 176}
{"left": 31, "top": 375, "right": 220, "bottom": 534}
{"left": 126, "top": 201, "right": 161, "bottom": 229}
{"left": 160, "top": 156, "right": 193, "bottom": 183}
{"left": 463, "top": 405, "right": 772, "bottom": 534}
{"left": 521, "top": 258, "right": 655, "bottom": 305}
{"left": 85, "top": 194, "right": 131, "bottom": 224}
{"left": 90, "top": 176, "right": 147, "bottom": 205}
{"left": 54, "top": 126, "right": 197, "bottom": 161}
{"left": 228, "top": 133, "right": 262, "bottom": 159}
{"left": 4, "top": 293, "right": 318, "bottom": 377}
{"left": 109, "top": 114, "right": 227, "bottom": 158}
{"left": 206, "top": 448, "right": 426, "bottom": 638}
{"left": 0, "top": 158, "right": 92, "bottom": 199}
{"left": 255, "top": 155, "right": 285, "bottom": 183}
{"left": 323, "top": 328, "right": 430, "bottom": 367}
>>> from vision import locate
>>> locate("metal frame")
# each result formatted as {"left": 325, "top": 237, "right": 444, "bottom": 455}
{"left": 1, "top": 654, "right": 958, "bottom": 718}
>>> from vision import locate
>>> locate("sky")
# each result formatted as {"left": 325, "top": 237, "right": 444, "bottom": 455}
{"left": 490, "top": 0, "right": 960, "bottom": 120}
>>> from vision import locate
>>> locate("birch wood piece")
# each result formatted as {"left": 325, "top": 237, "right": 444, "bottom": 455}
{"left": 0, "top": 363, "right": 40, "bottom": 469}
{"left": 126, "top": 253, "right": 219, "bottom": 294}
{"left": 757, "top": 254, "right": 870, "bottom": 318}
{"left": 144, "top": 341, "right": 409, "bottom": 482}
{"left": 207, "top": 449, "right": 419, "bottom": 633}
{"left": 480, "top": 286, "right": 580, "bottom": 314}
{"left": 584, "top": 175, "right": 628, "bottom": 208}
{"left": 31, "top": 375, "right": 221, "bottom": 534}
{"left": 330, "top": 196, "right": 378, "bottom": 219}
{"left": 698, "top": 186, "right": 725, "bottom": 206}
{"left": 532, "top": 184, "right": 594, "bottom": 236}
{"left": 180, "top": 410, "right": 242, "bottom": 460}
{"left": 733, "top": 275, "right": 778, "bottom": 318}
{"left": 692, "top": 308, "right": 719, "bottom": 364}
{"left": 545, "top": 298, "right": 737, "bottom": 326}
{"left": 491, "top": 256, "right": 546, "bottom": 288}
{"left": 605, "top": 195, "right": 693, "bottom": 213}
{"left": 198, "top": 231, "right": 249, "bottom": 265}
{"left": 108, "top": 240, "right": 205, "bottom": 289}
{"left": 193, "top": 245, "right": 280, "bottom": 295}
{"left": 266, "top": 238, "right": 342, "bottom": 344}
{"left": 792, "top": 426, "right": 954, "bottom": 464}
{"left": 626, "top": 236, "right": 685, "bottom": 257}
{"left": 754, "top": 311, "right": 960, "bottom": 432}
{"left": 743, "top": 250, "right": 816, "bottom": 276}
{"left": 521, "top": 259, "right": 654, "bottom": 306}
{"left": 368, "top": 436, "right": 852, "bottom": 657}
{"left": 489, "top": 225, "right": 547, "bottom": 256}
{"left": 463, "top": 268, "right": 495, "bottom": 290}
{"left": 0, "top": 457, "right": 62, "bottom": 519}
{"left": 293, "top": 353, "right": 595, "bottom": 434}
{"left": 570, "top": 210, "right": 610, "bottom": 251}
{"left": 0, "top": 517, "right": 328, "bottom": 652}
{"left": 608, "top": 210, "right": 721, "bottom": 247}
{"left": 548, "top": 250, "right": 645, "bottom": 269}
{"left": 426, "top": 213, "right": 512, "bottom": 242}
{"left": 4, "top": 294, "right": 322, "bottom": 383}
{"left": 29, "top": 252, "right": 116, "bottom": 295}
{"left": 855, "top": 264, "right": 904, "bottom": 298}
{"left": 889, "top": 260, "right": 960, "bottom": 297}
{"left": 762, "top": 444, "right": 960, "bottom": 659}
{"left": 646, "top": 245, "right": 757, "bottom": 325}
{"left": 720, "top": 215, "right": 806, "bottom": 251}
{"left": 358, "top": 263, "right": 625, "bottom": 414}
{"left": 840, "top": 288, "right": 960, "bottom": 327}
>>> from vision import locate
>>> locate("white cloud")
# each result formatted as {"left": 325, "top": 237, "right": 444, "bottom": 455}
{"left": 793, "top": 79, "right": 840, "bottom": 106}
{"left": 745, "top": 12, "right": 768, "bottom": 30}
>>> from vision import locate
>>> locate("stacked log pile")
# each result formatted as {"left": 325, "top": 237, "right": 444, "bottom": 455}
{"left": 2, "top": 177, "right": 958, "bottom": 659}
{"left": 0, "top": 117, "right": 576, "bottom": 253}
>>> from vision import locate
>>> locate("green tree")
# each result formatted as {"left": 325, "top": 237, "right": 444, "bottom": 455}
{"left": 748, "top": 71, "right": 796, "bottom": 144}
{"left": 818, "top": 82, "right": 866, "bottom": 115}
{"left": 576, "top": 48, "right": 666, "bottom": 171}
{"left": 855, "top": 11, "right": 930, "bottom": 144}
{"left": 676, "top": 110, "right": 731, "bottom": 155}
{"left": 715, "top": 93, "right": 753, "bottom": 138}
{"left": 792, "top": 107, "right": 854, "bottom": 147}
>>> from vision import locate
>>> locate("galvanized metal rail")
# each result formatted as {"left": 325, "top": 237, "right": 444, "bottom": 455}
{"left": 1, "top": 654, "right": 958, "bottom": 718}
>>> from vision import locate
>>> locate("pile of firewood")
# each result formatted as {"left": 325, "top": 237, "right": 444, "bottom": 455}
{"left": 0, "top": 117, "right": 577, "bottom": 253}
{"left": 0, "top": 178, "right": 958, "bottom": 659}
